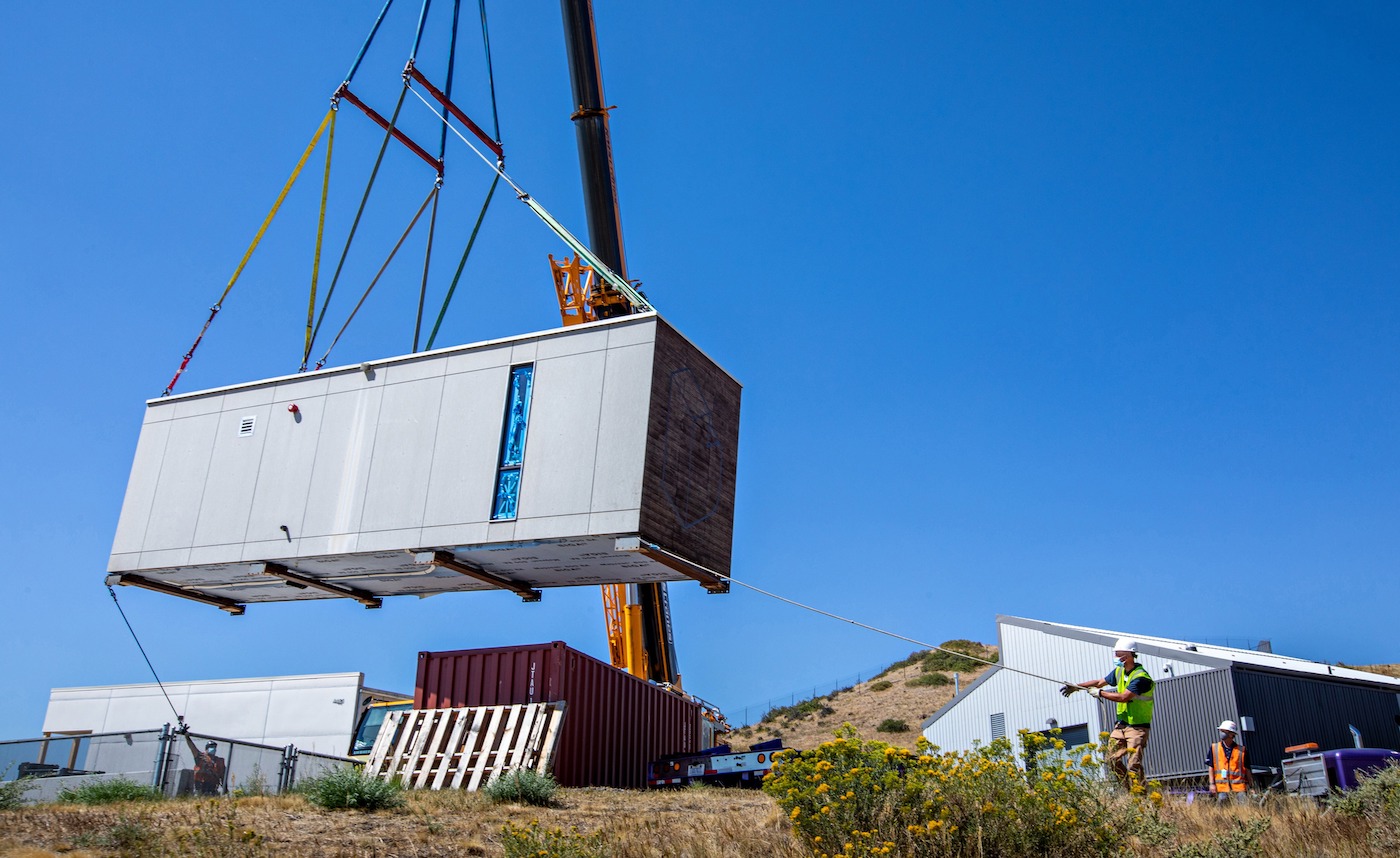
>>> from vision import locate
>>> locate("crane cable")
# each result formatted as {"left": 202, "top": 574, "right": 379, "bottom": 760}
{"left": 413, "top": 0, "right": 461, "bottom": 353}
{"left": 424, "top": 173, "right": 498, "bottom": 351}
{"left": 715, "top": 570, "right": 1089, "bottom": 692}
{"left": 304, "top": 107, "right": 338, "bottom": 365}
{"left": 314, "top": 184, "right": 440, "bottom": 369}
{"left": 422, "top": 0, "right": 500, "bottom": 352}
{"left": 106, "top": 585, "right": 189, "bottom": 733}
{"left": 405, "top": 85, "right": 652, "bottom": 313}
{"left": 342, "top": 0, "right": 396, "bottom": 87}
{"left": 161, "top": 108, "right": 334, "bottom": 396}
{"left": 413, "top": 187, "right": 441, "bottom": 352}
{"left": 303, "top": 86, "right": 411, "bottom": 370}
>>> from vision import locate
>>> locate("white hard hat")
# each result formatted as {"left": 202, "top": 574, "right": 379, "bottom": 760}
{"left": 1218, "top": 720, "right": 1239, "bottom": 734}
{"left": 1112, "top": 638, "right": 1139, "bottom": 653}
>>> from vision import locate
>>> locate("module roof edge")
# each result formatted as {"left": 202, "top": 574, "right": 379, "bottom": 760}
{"left": 148, "top": 311, "right": 663, "bottom": 405}
{"left": 49, "top": 671, "right": 371, "bottom": 693}
{"left": 653, "top": 316, "right": 743, "bottom": 388}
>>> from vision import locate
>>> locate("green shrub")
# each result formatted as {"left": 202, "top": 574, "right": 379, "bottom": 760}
{"left": 869, "top": 680, "right": 893, "bottom": 692}
{"left": 1328, "top": 760, "right": 1400, "bottom": 851}
{"left": 875, "top": 650, "right": 927, "bottom": 678}
{"left": 907, "top": 672, "right": 950, "bottom": 688}
{"left": 501, "top": 821, "right": 607, "bottom": 858}
{"left": 875, "top": 719, "right": 909, "bottom": 733}
{"left": 765, "top": 725, "right": 1149, "bottom": 858}
{"left": 761, "top": 697, "right": 834, "bottom": 723}
{"left": 922, "top": 639, "right": 996, "bottom": 673}
{"left": 58, "top": 776, "right": 163, "bottom": 805}
{"left": 0, "top": 775, "right": 37, "bottom": 809}
{"left": 296, "top": 766, "right": 403, "bottom": 811}
{"left": 876, "top": 641, "right": 997, "bottom": 680}
{"left": 483, "top": 768, "right": 558, "bottom": 806}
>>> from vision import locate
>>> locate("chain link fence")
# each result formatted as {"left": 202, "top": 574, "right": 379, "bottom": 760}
{"left": 0, "top": 725, "right": 361, "bottom": 803}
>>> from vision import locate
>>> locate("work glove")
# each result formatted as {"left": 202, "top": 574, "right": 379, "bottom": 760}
{"left": 1086, "top": 687, "right": 1103, "bottom": 699}
{"left": 1059, "top": 684, "right": 1079, "bottom": 697}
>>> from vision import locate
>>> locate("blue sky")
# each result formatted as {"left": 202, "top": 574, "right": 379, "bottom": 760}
{"left": 2, "top": 2, "right": 1397, "bottom": 740}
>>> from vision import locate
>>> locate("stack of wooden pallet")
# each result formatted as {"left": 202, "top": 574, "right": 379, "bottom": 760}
{"left": 365, "top": 702, "right": 566, "bottom": 790}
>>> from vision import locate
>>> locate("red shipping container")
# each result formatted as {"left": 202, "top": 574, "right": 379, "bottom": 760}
{"left": 415, "top": 642, "right": 703, "bottom": 788}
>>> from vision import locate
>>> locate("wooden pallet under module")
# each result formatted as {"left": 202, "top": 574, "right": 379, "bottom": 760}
{"left": 365, "top": 702, "right": 567, "bottom": 790}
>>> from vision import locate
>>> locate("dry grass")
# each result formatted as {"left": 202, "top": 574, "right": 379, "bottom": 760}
{"left": 1142, "top": 794, "right": 1393, "bottom": 858}
{"left": 1348, "top": 663, "right": 1400, "bottom": 679}
{"left": 1, "top": 775, "right": 1393, "bottom": 856}
{"left": 729, "top": 646, "right": 997, "bottom": 752}
{"left": 0, "top": 788, "right": 807, "bottom": 858}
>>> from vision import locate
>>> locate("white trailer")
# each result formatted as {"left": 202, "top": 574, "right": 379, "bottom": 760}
{"left": 42, "top": 673, "right": 407, "bottom": 756}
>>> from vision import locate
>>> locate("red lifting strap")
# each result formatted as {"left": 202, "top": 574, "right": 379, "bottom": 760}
{"left": 407, "top": 65, "right": 504, "bottom": 160}
{"left": 337, "top": 86, "right": 444, "bottom": 173}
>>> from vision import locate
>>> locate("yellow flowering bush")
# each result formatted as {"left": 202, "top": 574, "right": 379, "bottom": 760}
{"left": 764, "top": 725, "right": 1135, "bottom": 857}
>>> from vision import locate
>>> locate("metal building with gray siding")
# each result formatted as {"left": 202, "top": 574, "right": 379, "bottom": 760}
{"left": 923, "top": 616, "right": 1400, "bottom": 782}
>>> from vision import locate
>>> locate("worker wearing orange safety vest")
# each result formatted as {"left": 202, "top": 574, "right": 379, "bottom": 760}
{"left": 1207, "top": 719, "right": 1250, "bottom": 799}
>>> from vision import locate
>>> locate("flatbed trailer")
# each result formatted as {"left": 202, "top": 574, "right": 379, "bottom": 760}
{"left": 647, "top": 739, "right": 786, "bottom": 788}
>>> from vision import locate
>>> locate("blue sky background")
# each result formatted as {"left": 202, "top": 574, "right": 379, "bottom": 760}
{"left": 2, "top": 2, "right": 1397, "bottom": 739}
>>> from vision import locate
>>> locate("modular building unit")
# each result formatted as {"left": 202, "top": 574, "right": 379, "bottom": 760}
{"left": 107, "top": 313, "right": 739, "bottom": 612}
{"left": 415, "top": 641, "right": 708, "bottom": 788}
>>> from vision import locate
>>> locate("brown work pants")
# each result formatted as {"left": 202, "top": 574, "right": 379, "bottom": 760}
{"left": 1108, "top": 724, "right": 1149, "bottom": 789}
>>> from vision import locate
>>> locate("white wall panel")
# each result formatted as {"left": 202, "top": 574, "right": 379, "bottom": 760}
{"left": 300, "top": 387, "right": 382, "bottom": 538}
{"left": 142, "top": 412, "right": 220, "bottom": 551}
{"left": 110, "top": 420, "right": 171, "bottom": 556}
{"left": 518, "top": 349, "right": 607, "bottom": 518}
{"left": 360, "top": 376, "right": 444, "bottom": 532}
{"left": 192, "top": 406, "right": 270, "bottom": 548}
{"left": 246, "top": 393, "right": 325, "bottom": 544}
{"left": 422, "top": 366, "right": 509, "bottom": 526}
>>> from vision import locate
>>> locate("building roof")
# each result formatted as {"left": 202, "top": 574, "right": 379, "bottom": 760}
{"left": 997, "top": 615, "right": 1400, "bottom": 689}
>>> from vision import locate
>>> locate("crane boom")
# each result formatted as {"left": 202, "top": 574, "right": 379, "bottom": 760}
{"left": 559, "top": 0, "right": 680, "bottom": 687}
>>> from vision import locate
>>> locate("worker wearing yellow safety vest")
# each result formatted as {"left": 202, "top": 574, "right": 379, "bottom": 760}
{"left": 1061, "top": 637, "right": 1155, "bottom": 788}
{"left": 1207, "top": 719, "right": 1251, "bottom": 800}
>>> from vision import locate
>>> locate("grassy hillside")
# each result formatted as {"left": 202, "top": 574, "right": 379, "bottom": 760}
{"left": 728, "top": 640, "right": 999, "bottom": 752}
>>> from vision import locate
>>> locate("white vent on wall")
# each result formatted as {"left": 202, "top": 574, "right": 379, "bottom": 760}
{"left": 990, "top": 712, "right": 1006, "bottom": 740}
{"left": 238, "top": 416, "right": 257, "bottom": 437}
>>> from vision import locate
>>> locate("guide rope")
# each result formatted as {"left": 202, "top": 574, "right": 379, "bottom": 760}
{"left": 715, "top": 571, "right": 1085, "bottom": 691}
{"left": 107, "top": 585, "right": 189, "bottom": 732}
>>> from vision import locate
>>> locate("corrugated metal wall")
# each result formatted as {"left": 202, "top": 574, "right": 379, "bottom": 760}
{"left": 1232, "top": 668, "right": 1400, "bottom": 774}
{"left": 1128, "top": 667, "right": 1237, "bottom": 781}
{"left": 415, "top": 642, "right": 702, "bottom": 789}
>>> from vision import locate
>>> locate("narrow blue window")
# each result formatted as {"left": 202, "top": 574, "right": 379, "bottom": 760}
{"left": 492, "top": 365, "right": 534, "bottom": 520}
